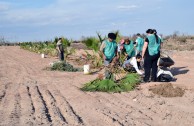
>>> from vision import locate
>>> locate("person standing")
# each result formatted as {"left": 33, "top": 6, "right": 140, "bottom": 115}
{"left": 135, "top": 33, "right": 144, "bottom": 55}
{"left": 142, "top": 29, "right": 161, "bottom": 82}
{"left": 153, "top": 29, "right": 164, "bottom": 49}
{"left": 100, "top": 33, "right": 118, "bottom": 66}
{"left": 56, "top": 38, "right": 64, "bottom": 61}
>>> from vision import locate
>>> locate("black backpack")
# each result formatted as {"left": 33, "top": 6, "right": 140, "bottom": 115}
{"left": 157, "top": 73, "right": 173, "bottom": 82}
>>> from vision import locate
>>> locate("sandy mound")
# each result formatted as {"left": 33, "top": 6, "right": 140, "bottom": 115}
{"left": 149, "top": 83, "right": 185, "bottom": 97}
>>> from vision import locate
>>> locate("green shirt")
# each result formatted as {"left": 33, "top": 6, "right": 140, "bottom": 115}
{"left": 101, "top": 40, "right": 117, "bottom": 60}
{"left": 147, "top": 34, "right": 161, "bottom": 56}
{"left": 136, "top": 37, "right": 144, "bottom": 51}
{"left": 124, "top": 42, "right": 135, "bottom": 57}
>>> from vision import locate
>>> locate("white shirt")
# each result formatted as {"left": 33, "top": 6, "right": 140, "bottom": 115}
{"left": 123, "top": 57, "right": 143, "bottom": 75}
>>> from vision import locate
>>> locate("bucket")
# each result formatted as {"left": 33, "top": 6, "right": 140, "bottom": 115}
{"left": 41, "top": 53, "right": 45, "bottom": 58}
{"left": 83, "top": 64, "right": 90, "bottom": 74}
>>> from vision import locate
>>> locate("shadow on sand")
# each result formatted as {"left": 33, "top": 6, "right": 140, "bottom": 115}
{"left": 170, "top": 66, "right": 189, "bottom": 76}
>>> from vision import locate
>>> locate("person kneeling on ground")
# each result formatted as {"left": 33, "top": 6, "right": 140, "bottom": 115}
{"left": 123, "top": 54, "right": 144, "bottom": 75}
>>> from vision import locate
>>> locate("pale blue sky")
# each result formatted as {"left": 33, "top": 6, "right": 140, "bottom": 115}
{"left": 0, "top": 0, "right": 194, "bottom": 42}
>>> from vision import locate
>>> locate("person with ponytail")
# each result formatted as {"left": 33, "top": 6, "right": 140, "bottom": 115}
{"left": 153, "top": 29, "right": 164, "bottom": 49}
{"left": 142, "top": 29, "right": 161, "bottom": 82}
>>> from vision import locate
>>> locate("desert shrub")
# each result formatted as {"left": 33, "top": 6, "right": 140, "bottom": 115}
{"left": 66, "top": 47, "right": 76, "bottom": 58}
{"left": 81, "top": 73, "right": 140, "bottom": 93}
{"left": 76, "top": 50, "right": 103, "bottom": 68}
{"left": 20, "top": 37, "right": 71, "bottom": 57}
{"left": 176, "top": 36, "right": 187, "bottom": 43}
{"left": 190, "top": 36, "right": 194, "bottom": 39}
{"left": 188, "top": 45, "right": 194, "bottom": 51}
{"left": 82, "top": 37, "right": 100, "bottom": 51}
{"left": 20, "top": 41, "right": 57, "bottom": 55}
{"left": 50, "top": 61, "right": 80, "bottom": 72}
{"left": 54, "top": 37, "right": 70, "bottom": 47}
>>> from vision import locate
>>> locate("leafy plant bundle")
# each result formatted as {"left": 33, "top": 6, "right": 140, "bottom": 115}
{"left": 51, "top": 61, "right": 80, "bottom": 72}
{"left": 81, "top": 73, "right": 140, "bottom": 93}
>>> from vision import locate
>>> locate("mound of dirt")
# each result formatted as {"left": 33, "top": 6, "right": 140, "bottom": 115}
{"left": 149, "top": 83, "right": 185, "bottom": 97}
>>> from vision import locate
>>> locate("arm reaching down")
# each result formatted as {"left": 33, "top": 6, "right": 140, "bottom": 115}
{"left": 130, "top": 57, "right": 143, "bottom": 75}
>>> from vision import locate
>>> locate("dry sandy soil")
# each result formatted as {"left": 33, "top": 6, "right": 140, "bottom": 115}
{"left": 0, "top": 46, "right": 194, "bottom": 126}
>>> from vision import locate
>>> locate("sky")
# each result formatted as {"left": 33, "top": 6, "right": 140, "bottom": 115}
{"left": 0, "top": 0, "right": 194, "bottom": 42}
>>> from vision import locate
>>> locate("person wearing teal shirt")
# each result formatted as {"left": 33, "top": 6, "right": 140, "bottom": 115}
{"left": 100, "top": 33, "right": 118, "bottom": 66}
{"left": 123, "top": 38, "right": 136, "bottom": 60}
{"left": 153, "top": 29, "right": 164, "bottom": 49}
{"left": 142, "top": 29, "right": 161, "bottom": 82}
{"left": 122, "top": 38, "right": 136, "bottom": 72}
{"left": 135, "top": 33, "right": 144, "bottom": 55}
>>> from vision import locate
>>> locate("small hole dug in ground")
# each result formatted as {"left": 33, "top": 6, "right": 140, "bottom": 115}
{"left": 149, "top": 83, "right": 185, "bottom": 97}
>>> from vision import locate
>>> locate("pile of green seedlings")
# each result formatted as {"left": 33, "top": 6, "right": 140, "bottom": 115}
{"left": 81, "top": 73, "right": 140, "bottom": 93}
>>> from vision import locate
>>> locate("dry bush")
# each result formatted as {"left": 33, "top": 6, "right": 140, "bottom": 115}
{"left": 163, "top": 36, "right": 194, "bottom": 51}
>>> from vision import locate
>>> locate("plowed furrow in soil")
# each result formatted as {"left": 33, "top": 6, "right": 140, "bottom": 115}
{"left": 38, "top": 86, "right": 68, "bottom": 125}
{"left": 29, "top": 86, "right": 52, "bottom": 125}
{"left": 8, "top": 93, "right": 21, "bottom": 125}
{"left": 19, "top": 85, "right": 36, "bottom": 125}
{"left": 0, "top": 83, "right": 22, "bottom": 126}
{"left": 50, "top": 89, "right": 85, "bottom": 126}
{"left": 9, "top": 93, "right": 21, "bottom": 124}
{"left": 53, "top": 85, "right": 126, "bottom": 126}
{"left": 0, "top": 87, "right": 6, "bottom": 103}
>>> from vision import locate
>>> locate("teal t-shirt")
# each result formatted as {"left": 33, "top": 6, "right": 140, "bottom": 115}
{"left": 103, "top": 40, "right": 117, "bottom": 60}
{"left": 147, "top": 34, "right": 161, "bottom": 56}
{"left": 136, "top": 37, "right": 144, "bottom": 51}
{"left": 124, "top": 42, "right": 135, "bottom": 57}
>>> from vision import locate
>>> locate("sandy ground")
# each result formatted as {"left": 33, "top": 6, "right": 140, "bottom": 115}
{"left": 0, "top": 46, "right": 194, "bottom": 126}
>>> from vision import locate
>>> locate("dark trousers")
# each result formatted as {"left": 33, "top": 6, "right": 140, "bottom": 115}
{"left": 144, "top": 53, "right": 160, "bottom": 81}
{"left": 59, "top": 51, "right": 64, "bottom": 61}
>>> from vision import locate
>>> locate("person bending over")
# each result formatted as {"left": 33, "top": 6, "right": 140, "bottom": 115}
{"left": 100, "top": 33, "right": 119, "bottom": 67}
{"left": 123, "top": 54, "right": 144, "bottom": 75}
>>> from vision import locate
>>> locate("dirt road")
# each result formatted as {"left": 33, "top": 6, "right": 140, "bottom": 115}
{"left": 0, "top": 46, "right": 194, "bottom": 126}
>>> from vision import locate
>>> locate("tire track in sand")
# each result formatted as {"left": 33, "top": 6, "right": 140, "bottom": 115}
{"left": 0, "top": 83, "right": 21, "bottom": 126}
{"left": 41, "top": 85, "right": 85, "bottom": 126}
